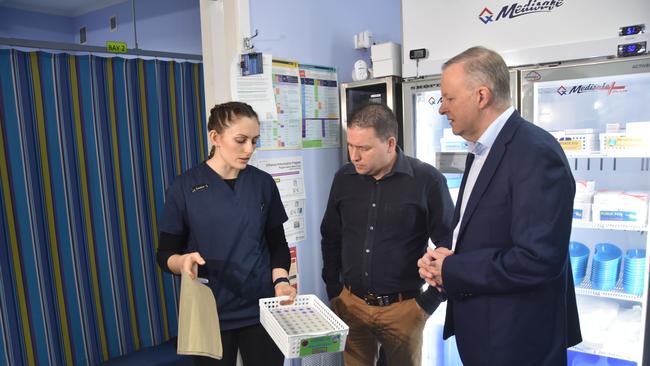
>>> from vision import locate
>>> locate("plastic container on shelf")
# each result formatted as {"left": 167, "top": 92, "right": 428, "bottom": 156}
{"left": 259, "top": 295, "right": 349, "bottom": 358}
{"left": 570, "top": 241, "right": 590, "bottom": 284}
{"left": 622, "top": 249, "right": 646, "bottom": 296}
{"left": 591, "top": 243, "right": 622, "bottom": 291}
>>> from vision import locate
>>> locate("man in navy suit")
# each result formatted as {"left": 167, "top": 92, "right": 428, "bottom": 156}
{"left": 418, "top": 46, "right": 582, "bottom": 365}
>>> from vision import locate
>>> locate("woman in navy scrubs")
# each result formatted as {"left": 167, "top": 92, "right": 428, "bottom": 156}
{"left": 157, "top": 101, "right": 296, "bottom": 366}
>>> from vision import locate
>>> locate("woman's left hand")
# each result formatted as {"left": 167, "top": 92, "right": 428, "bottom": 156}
{"left": 274, "top": 282, "right": 297, "bottom": 305}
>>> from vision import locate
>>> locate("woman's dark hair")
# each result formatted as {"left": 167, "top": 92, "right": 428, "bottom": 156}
{"left": 207, "top": 101, "right": 259, "bottom": 158}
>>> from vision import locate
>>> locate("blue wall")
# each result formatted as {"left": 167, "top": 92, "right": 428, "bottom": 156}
{"left": 72, "top": 0, "right": 201, "bottom": 55}
{"left": 0, "top": 7, "right": 74, "bottom": 43}
{"left": 250, "top": 0, "right": 402, "bottom": 302}
{"left": 0, "top": 0, "right": 202, "bottom": 55}
{"left": 133, "top": 0, "right": 201, "bottom": 55}
{"left": 250, "top": 0, "right": 401, "bottom": 83}
{"left": 71, "top": 1, "right": 135, "bottom": 47}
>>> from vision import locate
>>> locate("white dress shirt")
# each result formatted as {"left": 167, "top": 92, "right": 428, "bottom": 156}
{"left": 451, "top": 107, "right": 515, "bottom": 251}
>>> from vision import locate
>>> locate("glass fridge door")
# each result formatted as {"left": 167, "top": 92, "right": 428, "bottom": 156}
{"left": 403, "top": 76, "right": 465, "bottom": 204}
{"left": 403, "top": 70, "right": 519, "bottom": 203}
{"left": 520, "top": 55, "right": 650, "bottom": 366}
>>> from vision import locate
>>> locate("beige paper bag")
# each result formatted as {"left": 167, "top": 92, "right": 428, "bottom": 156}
{"left": 177, "top": 271, "right": 222, "bottom": 359}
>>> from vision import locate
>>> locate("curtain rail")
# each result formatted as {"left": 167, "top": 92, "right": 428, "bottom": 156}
{"left": 0, "top": 37, "right": 202, "bottom": 61}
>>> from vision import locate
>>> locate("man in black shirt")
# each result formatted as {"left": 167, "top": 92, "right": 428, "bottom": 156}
{"left": 321, "top": 104, "right": 454, "bottom": 366}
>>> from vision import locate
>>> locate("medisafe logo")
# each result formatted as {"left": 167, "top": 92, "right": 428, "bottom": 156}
{"left": 479, "top": 0, "right": 565, "bottom": 24}
{"left": 428, "top": 96, "right": 442, "bottom": 105}
{"left": 556, "top": 81, "right": 627, "bottom": 96}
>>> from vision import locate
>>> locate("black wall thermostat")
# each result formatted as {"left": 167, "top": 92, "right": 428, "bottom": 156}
{"left": 618, "top": 42, "right": 647, "bottom": 57}
{"left": 409, "top": 48, "right": 428, "bottom": 60}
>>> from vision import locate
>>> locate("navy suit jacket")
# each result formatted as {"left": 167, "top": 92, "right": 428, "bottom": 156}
{"left": 442, "top": 111, "right": 582, "bottom": 365}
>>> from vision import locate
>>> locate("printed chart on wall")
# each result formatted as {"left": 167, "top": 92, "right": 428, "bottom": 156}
{"left": 251, "top": 156, "right": 305, "bottom": 289}
{"left": 299, "top": 64, "right": 341, "bottom": 149}
{"left": 251, "top": 156, "right": 306, "bottom": 246}
{"left": 257, "top": 59, "right": 303, "bottom": 150}
{"left": 289, "top": 246, "right": 298, "bottom": 290}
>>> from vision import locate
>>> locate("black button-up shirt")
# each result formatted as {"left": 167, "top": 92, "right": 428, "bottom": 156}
{"left": 321, "top": 149, "right": 454, "bottom": 312}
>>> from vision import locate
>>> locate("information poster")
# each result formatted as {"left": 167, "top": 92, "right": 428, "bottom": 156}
{"left": 258, "top": 59, "right": 303, "bottom": 150}
{"left": 250, "top": 156, "right": 306, "bottom": 245}
{"left": 289, "top": 246, "right": 298, "bottom": 290}
{"left": 230, "top": 53, "right": 277, "bottom": 121}
{"left": 299, "top": 64, "right": 341, "bottom": 149}
{"left": 282, "top": 198, "right": 306, "bottom": 244}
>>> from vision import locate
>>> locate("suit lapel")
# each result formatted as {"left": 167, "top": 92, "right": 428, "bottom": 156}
{"left": 451, "top": 153, "right": 474, "bottom": 234}
{"left": 456, "top": 112, "right": 523, "bottom": 245}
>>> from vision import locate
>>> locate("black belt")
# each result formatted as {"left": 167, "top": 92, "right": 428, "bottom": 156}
{"left": 347, "top": 286, "right": 420, "bottom": 307}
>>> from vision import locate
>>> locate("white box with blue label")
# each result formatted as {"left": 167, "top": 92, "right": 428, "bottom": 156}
{"left": 592, "top": 191, "right": 648, "bottom": 227}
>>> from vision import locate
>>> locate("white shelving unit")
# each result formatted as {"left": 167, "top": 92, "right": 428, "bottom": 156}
{"left": 572, "top": 221, "right": 648, "bottom": 232}
{"left": 575, "top": 278, "right": 644, "bottom": 302}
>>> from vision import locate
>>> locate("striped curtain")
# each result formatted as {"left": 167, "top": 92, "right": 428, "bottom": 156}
{"left": 0, "top": 49, "right": 207, "bottom": 365}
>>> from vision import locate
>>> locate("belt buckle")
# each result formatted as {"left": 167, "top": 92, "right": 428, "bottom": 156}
{"left": 377, "top": 295, "right": 391, "bottom": 306}
{"left": 364, "top": 293, "right": 390, "bottom": 306}
{"left": 364, "top": 292, "right": 377, "bottom": 306}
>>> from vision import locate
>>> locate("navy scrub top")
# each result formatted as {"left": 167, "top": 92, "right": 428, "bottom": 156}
{"left": 159, "top": 162, "right": 288, "bottom": 330}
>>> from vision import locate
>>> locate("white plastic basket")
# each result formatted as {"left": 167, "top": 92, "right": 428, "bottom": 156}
{"left": 259, "top": 295, "right": 349, "bottom": 358}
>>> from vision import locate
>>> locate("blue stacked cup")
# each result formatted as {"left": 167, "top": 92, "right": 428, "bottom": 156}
{"left": 623, "top": 249, "right": 646, "bottom": 296}
{"left": 591, "top": 243, "right": 622, "bottom": 291}
{"left": 569, "top": 241, "right": 589, "bottom": 285}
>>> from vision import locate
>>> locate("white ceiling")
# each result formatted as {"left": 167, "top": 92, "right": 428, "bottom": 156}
{"left": 0, "top": 0, "right": 129, "bottom": 17}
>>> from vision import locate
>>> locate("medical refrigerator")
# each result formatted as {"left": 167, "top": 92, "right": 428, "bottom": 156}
{"left": 519, "top": 55, "right": 650, "bottom": 366}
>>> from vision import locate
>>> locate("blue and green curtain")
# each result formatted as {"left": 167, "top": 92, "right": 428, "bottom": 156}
{"left": 0, "top": 49, "right": 207, "bottom": 365}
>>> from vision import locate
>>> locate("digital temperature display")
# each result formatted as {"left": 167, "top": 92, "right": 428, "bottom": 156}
{"left": 619, "top": 24, "right": 645, "bottom": 36}
{"left": 617, "top": 42, "right": 647, "bottom": 57}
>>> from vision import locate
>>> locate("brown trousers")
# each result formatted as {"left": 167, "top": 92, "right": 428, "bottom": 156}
{"left": 331, "top": 287, "right": 429, "bottom": 366}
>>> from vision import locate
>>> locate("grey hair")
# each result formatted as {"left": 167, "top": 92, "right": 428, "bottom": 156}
{"left": 442, "top": 46, "right": 511, "bottom": 107}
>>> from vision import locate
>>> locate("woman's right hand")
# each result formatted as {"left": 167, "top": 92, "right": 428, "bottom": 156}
{"left": 168, "top": 252, "right": 205, "bottom": 278}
